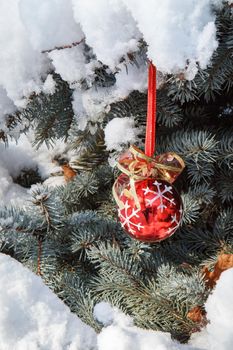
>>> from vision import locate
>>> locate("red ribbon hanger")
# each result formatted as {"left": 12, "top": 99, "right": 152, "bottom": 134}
{"left": 145, "top": 61, "right": 156, "bottom": 157}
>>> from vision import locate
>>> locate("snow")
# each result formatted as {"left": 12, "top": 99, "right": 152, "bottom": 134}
{"left": 184, "top": 60, "right": 199, "bottom": 81}
{"left": 94, "top": 302, "right": 192, "bottom": 350}
{"left": 0, "top": 0, "right": 225, "bottom": 147}
{"left": 72, "top": 0, "right": 220, "bottom": 74}
{"left": 70, "top": 56, "right": 147, "bottom": 131}
{"left": 0, "top": 134, "right": 67, "bottom": 206}
{"left": 48, "top": 46, "right": 86, "bottom": 84}
{"left": 0, "top": 165, "right": 28, "bottom": 209}
{"left": 98, "top": 325, "right": 189, "bottom": 350}
{"left": 123, "top": 0, "right": 218, "bottom": 73}
{"left": 94, "top": 302, "right": 115, "bottom": 326}
{"left": 104, "top": 117, "right": 141, "bottom": 151}
{"left": 0, "top": 0, "right": 224, "bottom": 118}
{"left": 0, "top": 0, "right": 47, "bottom": 108}
{"left": 19, "top": 0, "right": 83, "bottom": 52}
{"left": 71, "top": 0, "right": 141, "bottom": 70}
{"left": 114, "top": 60, "right": 148, "bottom": 97}
{"left": 196, "top": 21, "right": 218, "bottom": 69}
{"left": 42, "top": 74, "right": 56, "bottom": 95}
{"left": 190, "top": 268, "right": 233, "bottom": 350}
{"left": 0, "top": 87, "right": 17, "bottom": 117}
{"left": 0, "top": 87, "right": 18, "bottom": 137}
{"left": 0, "top": 253, "right": 96, "bottom": 350}
{"left": 0, "top": 254, "right": 233, "bottom": 349}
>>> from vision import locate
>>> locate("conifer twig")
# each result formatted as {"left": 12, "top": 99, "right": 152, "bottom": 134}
{"left": 37, "top": 239, "right": 42, "bottom": 276}
{"left": 42, "top": 37, "right": 85, "bottom": 54}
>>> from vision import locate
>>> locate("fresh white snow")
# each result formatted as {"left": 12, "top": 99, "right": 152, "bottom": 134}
{"left": 0, "top": 254, "right": 96, "bottom": 350}
{"left": 122, "top": 0, "right": 219, "bottom": 73}
{"left": 72, "top": 0, "right": 142, "bottom": 70}
{"left": 104, "top": 117, "right": 141, "bottom": 151}
{"left": 190, "top": 268, "right": 233, "bottom": 350}
{"left": 0, "top": 0, "right": 225, "bottom": 125}
{"left": 48, "top": 46, "right": 86, "bottom": 84}
{"left": 19, "top": 0, "right": 83, "bottom": 52}
{"left": 0, "top": 134, "right": 66, "bottom": 206}
{"left": 94, "top": 302, "right": 193, "bottom": 350}
{"left": 0, "top": 0, "right": 47, "bottom": 108}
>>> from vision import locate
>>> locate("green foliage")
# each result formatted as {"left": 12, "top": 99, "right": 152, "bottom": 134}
{"left": 68, "top": 124, "right": 108, "bottom": 170}
{"left": 80, "top": 63, "right": 117, "bottom": 90}
{"left": 21, "top": 74, "right": 74, "bottom": 148}
{"left": 0, "top": 112, "right": 29, "bottom": 145}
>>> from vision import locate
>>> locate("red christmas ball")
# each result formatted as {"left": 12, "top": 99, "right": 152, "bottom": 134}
{"left": 117, "top": 176, "right": 183, "bottom": 242}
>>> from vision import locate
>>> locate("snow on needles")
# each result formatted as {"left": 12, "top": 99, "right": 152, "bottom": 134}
{"left": 72, "top": 0, "right": 220, "bottom": 73}
{"left": 71, "top": 0, "right": 142, "bottom": 70}
{"left": 123, "top": 0, "right": 219, "bottom": 73}
{"left": 0, "top": 0, "right": 46, "bottom": 108}
{"left": 0, "top": 0, "right": 224, "bottom": 113}
{"left": 1, "top": 253, "right": 233, "bottom": 350}
{"left": 0, "top": 134, "right": 67, "bottom": 206}
{"left": 94, "top": 302, "right": 191, "bottom": 350}
{"left": 104, "top": 117, "right": 141, "bottom": 151}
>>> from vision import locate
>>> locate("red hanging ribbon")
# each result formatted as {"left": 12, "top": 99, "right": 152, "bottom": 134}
{"left": 145, "top": 62, "right": 156, "bottom": 157}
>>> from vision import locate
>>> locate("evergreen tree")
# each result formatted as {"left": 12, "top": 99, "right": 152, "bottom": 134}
{"left": 0, "top": 2, "right": 232, "bottom": 343}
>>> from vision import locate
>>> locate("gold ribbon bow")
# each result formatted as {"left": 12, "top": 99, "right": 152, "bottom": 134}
{"left": 113, "top": 145, "right": 185, "bottom": 210}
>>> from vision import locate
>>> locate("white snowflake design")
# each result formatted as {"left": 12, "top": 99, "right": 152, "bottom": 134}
{"left": 142, "top": 180, "right": 175, "bottom": 212}
{"left": 118, "top": 200, "right": 144, "bottom": 234}
{"left": 166, "top": 205, "right": 183, "bottom": 234}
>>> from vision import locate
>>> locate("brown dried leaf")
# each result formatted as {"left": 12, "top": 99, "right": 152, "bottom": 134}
{"left": 62, "top": 165, "right": 77, "bottom": 182}
{"left": 203, "top": 254, "right": 233, "bottom": 288}
{"left": 187, "top": 306, "right": 205, "bottom": 323}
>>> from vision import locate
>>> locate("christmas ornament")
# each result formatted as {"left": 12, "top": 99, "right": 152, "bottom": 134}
{"left": 113, "top": 146, "right": 184, "bottom": 241}
{"left": 113, "top": 62, "right": 185, "bottom": 242}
